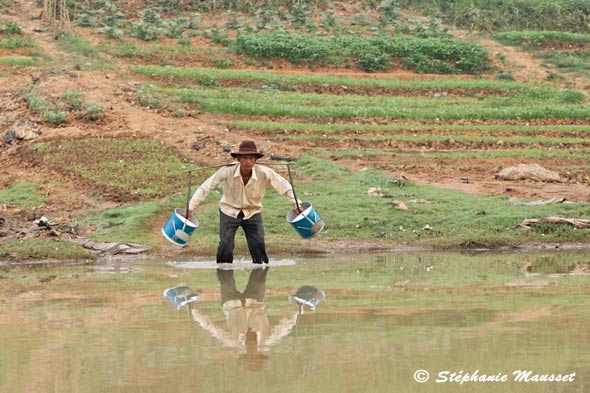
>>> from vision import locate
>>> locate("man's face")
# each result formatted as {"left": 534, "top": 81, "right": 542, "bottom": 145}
{"left": 238, "top": 155, "right": 257, "bottom": 171}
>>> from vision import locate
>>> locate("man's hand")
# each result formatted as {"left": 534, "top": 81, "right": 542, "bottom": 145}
{"left": 185, "top": 209, "right": 193, "bottom": 220}
{"left": 293, "top": 204, "right": 304, "bottom": 214}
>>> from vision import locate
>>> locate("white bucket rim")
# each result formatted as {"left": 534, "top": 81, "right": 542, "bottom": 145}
{"left": 173, "top": 208, "right": 199, "bottom": 229}
{"left": 286, "top": 201, "right": 314, "bottom": 223}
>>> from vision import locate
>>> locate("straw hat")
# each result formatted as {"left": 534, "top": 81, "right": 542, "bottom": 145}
{"left": 231, "top": 140, "right": 264, "bottom": 159}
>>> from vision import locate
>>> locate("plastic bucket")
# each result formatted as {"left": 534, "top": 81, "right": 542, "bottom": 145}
{"left": 286, "top": 202, "right": 324, "bottom": 239}
{"left": 162, "top": 208, "right": 199, "bottom": 247}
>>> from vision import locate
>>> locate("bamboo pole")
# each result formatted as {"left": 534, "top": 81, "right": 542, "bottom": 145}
{"left": 182, "top": 161, "right": 293, "bottom": 173}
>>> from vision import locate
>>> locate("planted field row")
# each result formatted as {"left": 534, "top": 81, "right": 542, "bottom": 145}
{"left": 404, "top": 0, "right": 590, "bottom": 33}
{"left": 311, "top": 147, "right": 590, "bottom": 162}
{"left": 259, "top": 131, "right": 590, "bottom": 151}
{"left": 0, "top": 57, "right": 36, "bottom": 67}
{"left": 134, "top": 65, "right": 560, "bottom": 97}
{"left": 228, "top": 119, "right": 590, "bottom": 138}
{"left": 143, "top": 84, "right": 590, "bottom": 121}
{"left": 494, "top": 30, "right": 590, "bottom": 47}
{"left": 231, "top": 32, "right": 489, "bottom": 73}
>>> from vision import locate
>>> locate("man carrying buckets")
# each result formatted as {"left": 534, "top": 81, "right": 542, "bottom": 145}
{"left": 187, "top": 140, "right": 303, "bottom": 264}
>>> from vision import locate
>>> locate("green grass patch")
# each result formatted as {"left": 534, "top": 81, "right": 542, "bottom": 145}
{"left": 78, "top": 200, "right": 167, "bottom": 246}
{"left": 28, "top": 137, "right": 191, "bottom": 199}
{"left": 98, "top": 39, "right": 201, "bottom": 58}
{"left": 295, "top": 155, "right": 351, "bottom": 181}
{"left": 539, "top": 51, "right": 590, "bottom": 75}
{"left": 0, "top": 35, "right": 35, "bottom": 48}
{"left": 0, "top": 57, "right": 35, "bottom": 67}
{"left": 57, "top": 34, "right": 101, "bottom": 58}
{"left": 55, "top": 34, "right": 110, "bottom": 69}
{"left": 0, "top": 182, "right": 46, "bottom": 208}
{"left": 182, "top": 159, "right": 590, "bottom": 248}
{"left": 0, "top": 238, "right": 96, "bottom": 260}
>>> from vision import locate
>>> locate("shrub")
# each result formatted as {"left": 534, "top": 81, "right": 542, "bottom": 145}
{"left": 0, "top": 36, "right": 35, "bottom": 48}
{"left": 2, "top": 21, "right": 22, "bottom": 35}
{"left": 44, "top": 111, "right": 69, "bottom": 124}
{"left": 60, "top": 89, "right": 84, "bottom": 110}
{"left": 82, "top": 101, "right": 105, "bottom": 120}
{"left": 560, "top": 90, "right": 586, "bottom": 104}
{"left": 214, "top": 58, "right": 233, "bottom": 69}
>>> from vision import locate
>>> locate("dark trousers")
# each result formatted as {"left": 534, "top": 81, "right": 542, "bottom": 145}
{"left": 217, "top": 210, "right": 269, "bottom": 264}
{"left": 217, "top": 268, "right": 268, "bottom": 304}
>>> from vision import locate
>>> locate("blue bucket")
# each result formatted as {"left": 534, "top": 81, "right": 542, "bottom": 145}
{"left": 286, "top": 202, "right": 324, "bottom": 239}
{"left": 162, "top": 208, "right": 199, "bottom": 247}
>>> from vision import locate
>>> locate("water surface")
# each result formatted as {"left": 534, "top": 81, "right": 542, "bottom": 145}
{"left": 1, "top": 251, "right": 589, "bottom": 392}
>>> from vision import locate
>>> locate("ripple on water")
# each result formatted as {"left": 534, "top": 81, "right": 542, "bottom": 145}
{"left": 167, "top": 258, "right": 297, "bottom": 270}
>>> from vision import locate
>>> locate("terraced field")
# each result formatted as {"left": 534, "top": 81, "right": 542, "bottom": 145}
{"left": 2, "top": 0, "right": 590, "bottom": 257}
{"left": 130, "top": 64, "right": 590, "bottom": 192}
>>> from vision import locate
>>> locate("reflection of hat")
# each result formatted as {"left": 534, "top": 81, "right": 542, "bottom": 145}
{"left": 289, "top": 285, "right": 326, "bottom": 312}
{"left": 231, "top": 140, "right": 264, "bottom": 159}
{"left": 163, "top": 286, "right": 200, "bottom": 310}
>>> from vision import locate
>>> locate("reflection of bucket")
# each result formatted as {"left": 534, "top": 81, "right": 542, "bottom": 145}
{"left": 286, "top": 202, "right": 324, "bottom": 239}
{"left": 163, "top": 286, "right": 200, "bottom": 310}
{"left": 162, "top": 208, "right": 199, "bottom": 247}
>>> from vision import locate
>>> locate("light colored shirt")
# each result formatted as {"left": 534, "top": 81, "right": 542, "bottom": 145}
{"left": 188, "top": 163, "right": 299, "bottom": 219}
{"left": 190, "top": 301, "right": 300, "bottom": 354}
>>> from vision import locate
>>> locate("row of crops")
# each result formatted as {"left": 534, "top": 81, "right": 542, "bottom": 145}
{"left": 132, "top": 63, "right": 590, "bottom": 181}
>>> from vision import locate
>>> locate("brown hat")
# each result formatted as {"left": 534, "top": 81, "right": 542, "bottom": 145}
{"left": 231, "top": 140, "right": 264, "bottom": 159}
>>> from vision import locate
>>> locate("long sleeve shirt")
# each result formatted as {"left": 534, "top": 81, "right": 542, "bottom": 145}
{"left": 190, "top": 301, "right": 300, "bottom": 354}
{"left": 188, "top": 163, "right": 299, "bottom": 219}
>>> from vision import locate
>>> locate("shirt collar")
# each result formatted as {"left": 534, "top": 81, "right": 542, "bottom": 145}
{"left": 233, "top": 163, "right": 258, "bottom": 180}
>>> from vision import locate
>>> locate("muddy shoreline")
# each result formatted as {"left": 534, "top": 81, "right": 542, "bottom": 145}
{"left": 3, "top": 240, "right": 590, "bottom": 269}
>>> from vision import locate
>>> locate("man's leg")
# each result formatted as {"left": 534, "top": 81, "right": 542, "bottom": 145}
{"left": 242, "top": 213, "right": 269, "bottom": 264}
{"left": 217, "top": 268, "right": 242, "bottom": 304}
{"left": 217, "top": 210, "right": 240, "bottom": 263}
{"left": 243, "top": 267, "right": 268, "bottom": 301}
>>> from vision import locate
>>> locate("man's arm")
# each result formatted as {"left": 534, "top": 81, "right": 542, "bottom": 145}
{"left": 265, "top": 167, "right": 303, "bottom": 213}
{"left": 187, "top": 167, "right": 228, "bottom": 218}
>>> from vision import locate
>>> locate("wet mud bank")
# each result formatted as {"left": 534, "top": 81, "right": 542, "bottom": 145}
{"left": 3, "top": 240, "right": 590, "bottom": 269}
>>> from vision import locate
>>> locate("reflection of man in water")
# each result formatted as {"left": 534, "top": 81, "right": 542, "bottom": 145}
{"left": 190, "top": 268, "right": 300, "bottom": 371}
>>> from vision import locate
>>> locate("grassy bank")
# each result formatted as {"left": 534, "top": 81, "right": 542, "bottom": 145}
{"left": 64, "top": 158, "right": 590, "bottom": 257}
{"left": 3, "top": 154, "right": 590, "bottom": 261}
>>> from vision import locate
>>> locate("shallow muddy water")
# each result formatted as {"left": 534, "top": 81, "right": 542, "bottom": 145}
{"left": 2, "top": 251, "right": 590, "bottom": 393}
